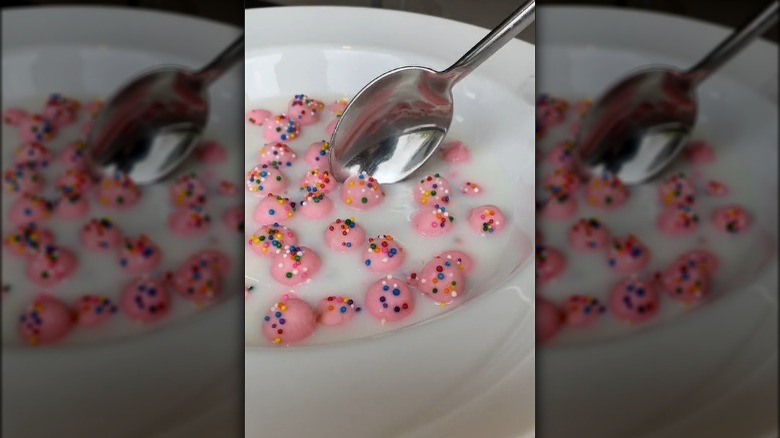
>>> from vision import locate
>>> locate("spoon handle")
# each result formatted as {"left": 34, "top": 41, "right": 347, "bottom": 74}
{"left": 685, "top": 0, "right": 778, "bottom": 86}
{"left": 441, "top": 0, "right": 535, "bottom": 84}
{"left": 194, "top": 34, "right": 245, "bottom": 86}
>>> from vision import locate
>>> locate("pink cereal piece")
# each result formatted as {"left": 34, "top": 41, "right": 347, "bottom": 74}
{"left": 3, "top": 223, "right": 54, "bottom": 258}
{"left": 14, "top": 142, "right": 53, "bottom": 168}
{"left": 298, "top": 192, "right": 334, "bottom": 220}
{"left": 340, "top": 172, "right": 385, "bottom": 210}
{"left": 188, "top": 249, "right": 231, "bottom": 276}
{"left": 259, "top": 142, "right": 297, "bottom": 168}
{"left": 657, "top": 204, "right": 700, "bottom": 236}
{"left": 222, "top": 205, "right": 244, "bottom": 234}
{"left": 118, "top": 234, "right": 162, "bottom": 274}
{"left": 324, "top": 218, "right": 366, "bottom": 253}
{"left": 536, "top": 245, "right": 566, "bottom": 283}
{"left": 585, "top": 173, "right": 630, "bottom": 209}
{"left": 54, "top": 193, "right": 90, "bottom": 220}
{"left": 655, "top": 258, "right": 710, "bottom": 304}
{"left": 287, "top": 94, "right": 325, "bottom": 126}
{"left": 18, "top": 294, "right": 74, "bottom": 345}
{"left": 42, "top": 93, "right": 81, "bottom": 127}
{"left": 263, "top": 115, "right": 300, "bottom": 142}
{"left": 418, "top": 254, "right": 467, "bottom": 305}
{"left": 10, "top": 193, "right": 52, "bottom": 226}
{"left": 364, "top": 235, "right": 405, "bottom": 274}
{"left": 262, "top": 297, "right": 316, "bottom": 345}
{"left": 547, "top": 140, "right": 576, "bottom": 170}
{"left": 26, "top": 245, "right": 78, "bottom": 287}
{"left": 59, "top": 140, "right": 88, "bottom": 169}
{"left": 539, "top": 192, "right": 578, "bottom": 220}
{"left": 562, "top": 295, "right": 607, "bottom": 327}
{"left": 304, "top": 140, "right": 331, "bottom": 170}
{"left": 270, "top": 246, "right": 321, "bottom": 286}
{"left": 195, "top": 140, "right": 227, "bottom": 164}
{"left": 217, "top": 180, "right": 239, "bottom": 196}
{"left": 413, "top": 173, "right": 451, "bottom": 205}
{"left": 3, "top": 108, "right": 28, "bottom": 126}
{"left": 468, "top": 204, "right": 506, "bottom": 236}
{"left": 461, "top": 181, "right": 483, "bottom": 196}
{"left": 683, "top": 140, "right": 715, "bottom": 165}
{"left": 544, "top": 168, "right": 580, "bottom": 194}
{"left": 80, "top": 218, "right": 122, "bottom": 252}
{"left": 249, "top": 223, "right": 297, "bottom": 258}
{"left": 18, "top": 114, "right": 56, "bottom": 142}
{"left": 712, "top": 205, "right": 751, "bottom": 234}
{"left": 246, "top": 164, "right": 287, "bottom": 196}
{"left": 705, "top": 180, "right": 729, "bottom": 197}
{"left": 254, "top": 194, "right": 296, "bottom": 224}
{"left": 97, "top": 172, "right": 141, "bottom": 210}
{"left": 168, "top": 258, "right": 222, "bottom": 304}
{"left": 329, "top": 99, "right": 349, "bottom": 116}
{"left": 120, "top": 276, "right": 171, "bottom": 323}
{"left": 3, "top": 163, "right": 44, "bottom": 194}
{"left": 315, "top": 295, "right": 361, "bottom": 326}
{"left": 169, "top": 204, "right": 211, "bottom": 236}
{"left": 536, "top": 94, "right": 569, "bottom": 130}
{"left": 609, "top": 277, "right": 660, "bottom": 323}
{"left": 607, "top": 235, "right": 650, "bottom": 273}
{"left": 439, "top": 140, "right": 471, "bottom": 163}
{"left": 84, "top": 99, "right": 104, "bottom": 117}
{"left": 299, "top": 169, "right": 336, "bottom": 195}
{"left": 657, "top": 173, "right": 695, "bottom": 206}
{"left": 246, "top": 108, "right": 272, "bottom": 125}
{"left": 438, "top": 250, "right": 474, "bottom": 274}
{"left": 75, "top": 295, "right": 118, "bottom": 327}
{"left": 675, "top": 249, "right": 719, "bottom": 274}
{"left": 169, "top": 172, "right": 207, "bottom": 206}
{"left": 536, "top": 295, "right": 563, "bottom": 344}
{"left": 364, "top": 275, "right": 415, "bottom": 322}
{"left": 55, "top": 168, "right": 93, "bottom": 195}
{"left": 412, "top": 203, "right": 456, "bottom": 237}
{"left": 326, "top": 118, "right": 339, "bottom": 136}
{"left": 568, "top": 217, "right": 610, "bottom": 251}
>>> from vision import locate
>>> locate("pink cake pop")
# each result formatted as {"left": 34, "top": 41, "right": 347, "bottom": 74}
{"left": 675, "top": 249, "right": 719, "bottom": 274}
{"left": 9, "top": 193, "right": 52, "bottom": 226}
{"left": 299, "top": 169, "right": 336, "bottom": 195}
{"left": 562, "top": 295, "right": 607, "bottom": 327}
{"left": 340, "top": 172, "right": 385, "bottom": 210}
{"left": 97, "top": 172, "right": 141, "bottom": 210}
{"left": 188, "top": 249, "right": 231, "bottom": 276}
{"left": 118, "top": 235, "right": 162, "bottom": 274}
{"left": 287, "top": 94, "right": 325, "bottom": 125}
{"left": 18, "top": 114, "right": 56, "bottom": 142}
{"left": 413, "top": 173, "right": 451, "bottom": 205}
{"left": 536, "top": 245, "right": 566, "bottom": 283}
{"left": 304, "top": 140, "right": 331, "bottom": 170}
{"left": 3, "top": 107, "right": 28, "bottom": 125}
{"left": 59, "top": 140, "right": 88, "bottom": 169}
{"left": 298, "top": 192, "right": 334, "bottom": 220}
{"left": 246, "top": 108, "right": 271, "bottom": 125}
{"left": 324, "top": 218, "right": 366, "bottom": 252}
{"left": 3, "top": 223, "right": 54, "bottom": 258}
{"left": 18, "top": 294, "right": 74, "bottom": 345}
{"left": 169, "top": 204, "right": 211, "bottom": 236}
{"left": 26, "top": 245, "right": 78, "bottom": 287}
{"left": 412, "top": 203, "right": 456, "bottom": 237}
{"left": 683, "top": 140, "right": 715, "bottom": 165}
{"left": 547, "top": 140, "right": 576, "bottom": 170}
{"left": 655, "top": 258, "right": 710, "bottom": 304}
{"left": 538, "top": 192, "right": 578, "bottom": 220}
{"left": 364, "top": 275, "right": 415, "bottom": 322}
{"left": 120, "top": 276, "right": 171, "bottom": 323}
{"left": 585, "top": 172, "right": 630, "bottom": 209}
{"left": 657, "top": 173, "right": 695, "bottom": 206}
{"left": 80, "top": 218, "right": 122, "bottom": 252}
{"left": 259, "top": 142, "right": 297, "bottom": 168}
{"left": 568, "top": 217, "right": 610, "bottom": 251}
{"left": 249, "top": 223, "right": 297, "bottom": 258}
{"left": 712, "top": 205, "right": 751, "bottom": 234}
{"left": 55, "top": 168, "right": 93, "bottom": 195}
{"left": 271, "top": 246, "right": 321, "bottom": 286}
{"left": 607, "top": 235, "right": 650, "bottom": 273}
{"left": 169, "top": 172, "right": 207, "bottom": 206}
{"left": 263, "top": 115, "right": 300, "bottom": 142}
{"left": 461, "top": 181, "right": 483, "bottom": 196}
{"left": 262, "top": 296, "right": 316, "bottom": 345}
{"left": 705, "top": 180, "right": 729, "bottom": 197}
{"left": 75, "top": 295, "right": 118, "bottom": 327}
{"left": 222, "top": 205, "right": 244, "bottom": 233}
{"left": 417, "top": 254, "right": 467, "bottom": 305}
{"left": 42, "top": 93, "right": 80, "bottom": 127}
{"left": 438, "top": 250, "right": 474, "bottom": 274}
{"left": 536, "top": 295, "right": 563, "bottom": 344}
{"left": 657, "top": 204, "right": 700, "bottom": 236}
{"left": 609, "top": 277, "right": 659, "bottom": 323}
{"left": 439, "top": 140, "right": 471, "bottom": 164}
{"left": 3, "top": 163, "right": 44, "bottom": 194}
{"left": 195, "top": 140, "right": 227, "bottom": 165}
{"left": 468, "top": 205, "right": 506, "bottom": 236}
{"left": 54, "top": 193, "right": 90, "bottom": 220}
{"left": 315, "top": 295, "right": 361, "bottom": 326}
{"left": 246, "top": 164, "right": 287, "bottom": 196}
{"left": 363, "top": 235, "right": 405, "bottom": 274}
{"left": 254, "top": 194, "right": 296, "bottom": 224}
{"left": 168, "top": 258, "right": 222, "bottom": 304}
{"left": 543, "top": 168, "right": 580, "bottom": 194}
{"left": 14, "top": 142, "right": 52, "bottom": 168}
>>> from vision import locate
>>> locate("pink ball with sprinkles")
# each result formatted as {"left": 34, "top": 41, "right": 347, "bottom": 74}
{"left": 75, "top": 295, "right": 118, "bottom": 327}
{"left": 705, "top": 180, "right": 729, "bottom": 197}
{"left": 712, "top": 205, "right": 751, "bottom": 234}
{"left": 3, "top": 163, "right": 44, "bottom": 194}
{"left": 536, "top": 295, "right": 563, "bottom": 344}
{"left": 536, "top": 245, "right": 566, "bottom": 283}
{"left": 26, "top": 245, "right": 78, "bottom": 287}
{"left": 222, "top": 205, "right": 244, "bottom": 234}
{"left": 683, "top": 140, "right": 715, "bottom": 165}
{"left": 168, "top": 204, "right": 211, "bottom": 236}
{"left": 54, "top": 193, "right": 90, "bottom": 220}
{"left": 364, "top": 275, "right": 415, "bottom": 322}
{"left": 606, "top": 235, "right": 650, "bottom": 273}
{"left": 169, "top": 172, "right": 207, "bottom": 206}
{"left": 10, "top": 193, "right": 52, "bottom": 226}
{"left": 304, "top": 140, "right": 331, "bottom": 170}
{"left": 18, "top": 114, "right": 56, "bottom": 142}
{"left": 655, "top": 258, "right": 710, "bottom": 304}
{"left": 246, "top": 108, "right": 271, "bottom": 125}
{"left": 657, "top": 173, "right": 695, "bottom": 206}
{"left": 254, "top": 194, "right": 296, "bottom": 224}
{"left": 438, "top": 250, "right": 474, "bottom": 274}
{"left": 118, "top": 235, "right": 162, "bottom": 274}
{"left": 59, "top": 140, "right": 88, "bottom": 169}
{"left": 80, "top": 218, "right": 122, "bottom": 252}
{"left": 329, "top": 99, "right": 348, "bottom": 116}
{"left": 461, "top": 181, "right": 483, "bottom": 196}
{"left": 536, "top": 94, "right": 569, "bottom": 131}
{"left": 468, "top": 204, "right": 506, "bottom": 236}
{"left": 3, "top": 107, "right": 28, "bottom": 126}
{"left": 439, "top": 140, "right": 471, "bottom": 163}
{"left": 120, "top": 276, "right": 171, "bottom": 323}
{"left": 656, "top": 204, "right": 700, "bottom": 236}
{"left": 271, "top": 246, "right": 321, "bottom": 286}
{"left": 188, "top": 249, "right": 231, "bottom": 276}
{"left": 324, "top": 218, "right": 366, "bottom": 253}
{"left": 42, "top": 93, "right": 81, "bottom": 127}
{"left": 340, "top": 172, "right": 385, "bottom": 210}
{"left": 539, "top": 192, "right": 578, "bottom": 220}
{"left": 568, "top": 217, "right": 610, "bottom": 252}
{"left": 287, "top": 94, "right": 325, "bottom": 126}
{"left": 259, "top": 142, "right": 297, "bottom": 168}
{"left": 544, "top": 168, "right": 580, "bottom": 194}
{"left": 263, "top": 115, "right": 300, "bottom": 142}
{"left": 585, "top": 172, "right": 630, "bottom": 209}
{"left": 562, "top": 295, "right": 607, "bottom": 327}
{"left": 417, "top": 254, "right": 467, "bottom": 305}
{"left": 315, "top": 295, "right": 361, "bottom": 326}
{"left": 195, "top": 140, "right": 227, "bottom": 165}
{"left": 675, "top": 249, "right": 719, "bottom": 274}
{"left": 55, "top": 168, "right": 93, "bottom": 195}
{"left": 413, "top": 173, "right": 451, "bottom": 205}
{"left": 97, "top": 172, "right": 141, "bottom": 210}
{"left": 298, "top": 192, "right": 334, "bottom": 220}
{"left": 609, "top": 277, "right": 660, "bottom": 323}
{"left": 83, "top": 99, "right": 104, "bottom": 117}
{"left": 547, "top": 140, "right": 576, "bottom": 170}
{"left": 262, "top": 296, "right": 316, "bottom": 345}
{"left": 14, "top": 142, "right": 52, "bottom": 168}
{"left": 412, "top": 203, "right": 455, "bottom": 237}
{"left": 168, "top": 258, "right": 223, "bottom": 304}
{"left": 3, "top": 223, "right": 54, "bottom": 258}
{"left": 246, "top": 164, "right": 287, "bottom": 196}
{"left": 249, "top": 223, "right": 297, "bottom": 258}
{"left": 18, "top": 294, "right": 74, "bottom": 346}
{"left": 299, "top": 169, "right": 336, "bottom": 195}
{"left": 218, "top": 180, "right": 239, "bottom": 197}
{"left": 363, "top": 235, "right": 405, "bottom": 274}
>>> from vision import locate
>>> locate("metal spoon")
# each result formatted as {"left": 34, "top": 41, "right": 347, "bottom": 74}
{"left": 87, "top": 35, "right": 244, "bottom": 185}
{"left": 328, "top": 1, "right": 535, "bottom": 184}
{"left": 574, "top": 1, "right": 778, "bottom": 185}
